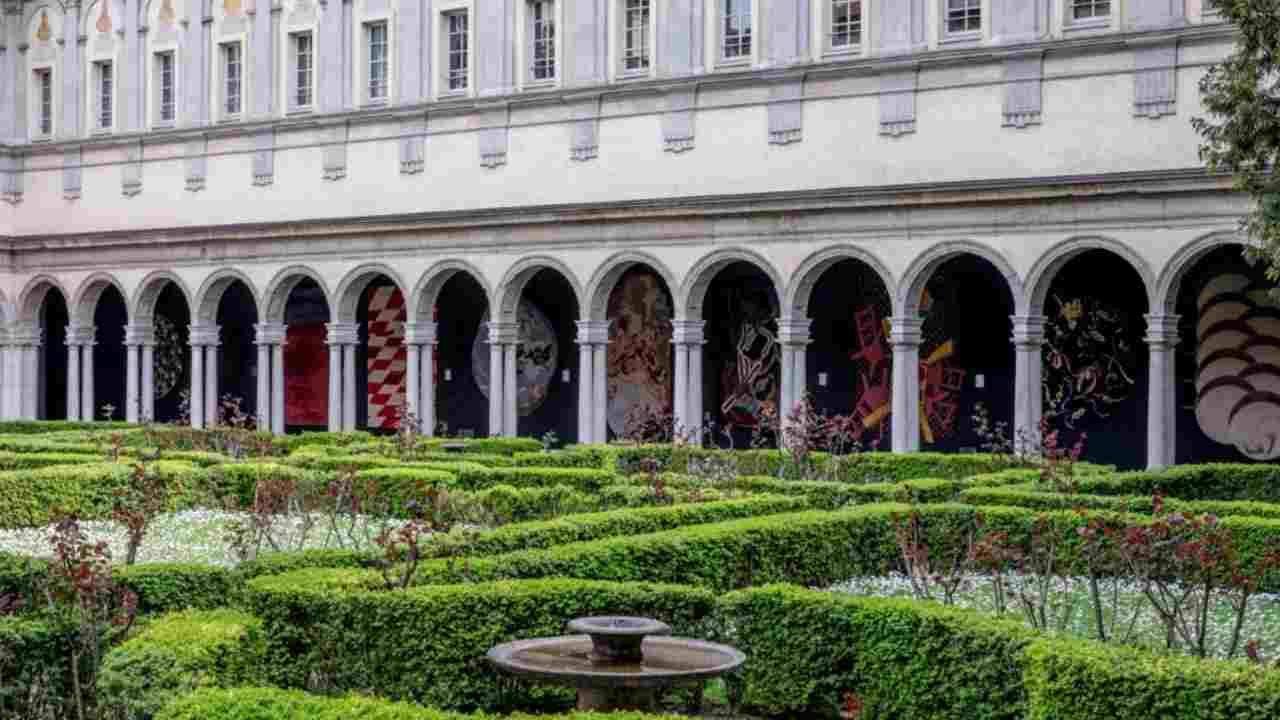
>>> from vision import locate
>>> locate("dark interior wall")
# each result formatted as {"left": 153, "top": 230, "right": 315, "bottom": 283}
{"left": 438, "top": 272, "right": 489, "bottom": 437}
{"left": 152, "top": 283, "right": 191, "bottom": 423}
{"left": 93, "top": 286, "right": 128, "bottom": 421}
{"left": 40, "top": 290, "right": 70, "bottom": 420}
{"left": 1041, "top": 249, "right": 1148, "bottom": 469}
{"left": 806, "top": 259, "right": 894, "bottom": 450}
{"left": 1175, "top": 245, "right": 1280, "bottom": 464}
{"left": 283, "top": 278, "right": 330, "bottom": 431}
{"left": 604, "top": 265, "right": 674, "bottom": 442}
{"left": 703, "top": 261, "right": 780, "bottom": 447}
{"left": 918, "top": 256, "right": 1016, "bottom": 454}
{"left": 216, "top": 281, "right": 259, "bottom": 419}
{"left": 517, "top": 269, "right": 579, "bottom": 443}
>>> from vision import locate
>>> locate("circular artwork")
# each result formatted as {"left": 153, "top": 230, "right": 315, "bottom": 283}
{"left": 153, "top": 315, "right": 185, "bottom": 400}
{"left": 606, "top": 269, "right": 673, "bottom": 436}
{"left": 471, "top": 301, "right": 558, "bottom": 417}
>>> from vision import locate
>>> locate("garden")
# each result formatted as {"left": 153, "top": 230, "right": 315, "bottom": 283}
{"left": 1, "top": 409, "right": 1279, "bottom": 720}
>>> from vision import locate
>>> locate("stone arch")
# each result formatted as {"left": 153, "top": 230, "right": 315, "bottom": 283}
{"left": 129, "top": 270, "right": 194, "bottom": 324}
{"left": 785, "top": 245, "right": 896, "bottom": 320}
{"left": 410, "top": 259, "right": 493, "bottom": 322}
{"left": 1024, "top": 236, "right": 1155, "bottom": 317}
{"left": 898, "top": 240, "right": 1021, "bottom": 316}
{"left": 262, "top": 265, "right": 333, "bottom": 324}
{"left": 334, "top": 263, "right": 410, "bottom": 324}
{"left": 1154, "top": 230, "right": 1248, "bottom": 316}
{"left": 18, "top": 274, "right": 72, "bottom": 325}
{"left": 193, "top": 269, "right": 262, "bottom": 326}
{"left": 678, "top": 247, "right": 786, "bottom": 320}
{"left": 493, "top": 255, "right": 584, "bottom": 320}
{"left": 69, "top": 272, "right": 129, "bottom": 326}
{"left": 583, "top": 250, "right": 679, "bottom": 322}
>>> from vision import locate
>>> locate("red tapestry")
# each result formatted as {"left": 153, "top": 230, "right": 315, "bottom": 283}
{"left": 366, "top": 286, "right": 407, "bottom": 429}
{"left": 285, "top": 323, "right": 329, "bottom": 426}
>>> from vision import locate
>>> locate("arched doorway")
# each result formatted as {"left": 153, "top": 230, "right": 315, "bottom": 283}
{"left": 701, "top": 261, "right": 782, "bottom": 447}
{"left": 92, "top": 285, "right": 128, "bottom": 421}
{"left": 431, "top": 270, "right": 490, "bottom": 437}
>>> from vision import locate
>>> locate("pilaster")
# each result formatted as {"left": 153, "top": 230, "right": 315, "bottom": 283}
{"left": 1145, "top": 314, "right": 1180, "bottom": 469}
{"left": 671, "top": 320, "right": 705, "bottom": 442}
{"left": 660, "top": 0, "right": 703, "bottom": 78}
{"left": 766, "top": 0, "right": 809, "bottom": 68}
{"left": 564, "top": 0, "right": 607, "bottom": 87}
{"left": 889, "top": 316, "right": 922, "bottom": 453}
{"left": 476, "top": 0, "right": 515, "bottom": 97}
{"left": 1010, "top": 314, "right": 1046, "bottom": 451}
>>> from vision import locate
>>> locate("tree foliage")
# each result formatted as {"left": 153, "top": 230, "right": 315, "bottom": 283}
{"left": 1194, "top": 1, "right": 1280, "bottom": 283}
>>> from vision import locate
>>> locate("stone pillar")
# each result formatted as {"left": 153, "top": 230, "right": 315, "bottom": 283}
{"left": 325, "top": 326, "right": 343, "bottom": 432}
{"left": 576, "top": 322, "right": 595, "bottom": 443}
{"left": 326, "top": 323, "right": 359, "bottom": 432}
{"left": 255, "top": 323, "right": 287, "bottom": 435}
{"left": 189, "top": 325, "right": 220, "bottom": 427}
{"left": 890, "top": 316, "right": 923, "bottom": 453}
{"left": 189, "top": 344, "right": 204, "bottom": 428}
{"left": 205, "top": 344, "right": 219, "bottom": 426}
{"left": 343, "top": 344, "right": 357, "bottom": 431}
{"left": 405, "top": 323, "right": 438, "bottom": 435}
{"left": 1011, "top": 315, "right": 1047, "bottom": 452}
{"left": 1145, "top": 314, "right": 1180, "bottom": 470}
{"left": 672, "top": 320, "right": 705, "bottom": 444}
{"left": 82, "top": 341, "right": 95, "bottom": 421}
{"left": 487, "top": 321, "right": 518, "bottom": 437}
{"left": 0, "top": 331, "right": 9, "bottom": 420}
{"left": 141, "top": 342, "right": 155, "bottom": 423}
{"left": 272, "top": 343, "right": 285, "bottom": 435}
{"left": 575, "top": 321, "right": 610, "bottom": 444}
{"left": 13, "top": 327, "right": 42, "bottom": 420}
{"left": 593, "top": 338, "right": 608, "bottom": 444}
{"left": 66, "top": 341, "right": 82, "bottom": 422}
{"left": 405, "top": 343, "right": 421, "bottom": 425}
{"left": 255, "top": 334, "right": 270, "bottom": 429}
{"left": 503, "top": 344, "right": 518, "bottom": 439}
{"left": 777, "top": 318, "right": 812, "bottom": 427}
{"left": 124, "top": 325, "right": 156, "bottom": 422}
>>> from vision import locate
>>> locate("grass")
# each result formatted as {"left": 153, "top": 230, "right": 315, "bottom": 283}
{"left": 831, "top": 573, "right": 1280, "bottom": 661}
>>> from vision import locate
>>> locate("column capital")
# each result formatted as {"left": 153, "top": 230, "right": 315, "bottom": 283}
{"left": 1010, "top": 314, "right": 1047, "bottom": 347}
{"left": 254, "top": 322, "right": 288, "bottom": 345}
{"left": 776, "top": 317, "right": 812, "bottom": 346}
{"left": 1145, "top": 314, "right": 1181, "bottom": 348}
{"left": 11, "top": 324, "right": 43, "bottom": 347}
{"left": 671, "top": 319, "right": 706, "bottom": 346}
{"left": 888, "top": 316, "right": 923, "bottom": 347}
{"left": 326, "top": 322, "right": 360, "bottom": 346}
{"left": 65, "top": 324, "right": 96, "bottom": 347}
{"left": 486, "top": 321, "right": 520, "bottom": 345}
{"left": 189, "top": 324, "right": 221, "bottom": 347}
{"left": 574, "top": 319, "right": 611, "bottom": 345}
{"left": 124, "top": 324, "right": 156, "bottom": 347}
{"left": 404, "top": 322, "right": 439, "bottom": 346}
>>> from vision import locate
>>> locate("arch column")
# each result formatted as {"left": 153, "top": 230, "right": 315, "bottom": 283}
{"left": 13, "top": 326, "right": 42, "bottom": 420}
{"left": 0, "top": 328, "right": 10, "bottom": 420}
{"left": 671, "top": 320, "right": 705, "bottom": 443}
{"left": 65, "top": 325, "right": 96, "bottom": 421}
{"left": 254, "top": 323, "right": 287, "bottom": 435}
{"left": 777, "top": 317, "right": 812, "bottom": 431}
{"left": 1145, "top": 314, "right": 1180, "bottom": 470}
{"left": 325, "top": 323, "right": 359, "bottom": 432}
{"left": 890, "top": 316, "right": 922, "bottom": 453}
{"left": 188, "top": 325, "right": 221, "bottom": 428}
{"left": 404, "top": 322, "right": 438, "bottom": 436}
{"left": 574, "top": 320, "right": 610, "bottom": 444}
{"left": 1011, "top": 315, "right": 1047, "bottom": 452}
{"left": 123, "top": 324, "right": 155, "bottom": 423}
{"left": 486, "top": 321, "right": 520, "bottom": 437}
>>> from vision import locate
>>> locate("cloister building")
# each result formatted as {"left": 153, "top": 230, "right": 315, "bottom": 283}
{"left": 0, "top": 0, "right": 1271, "bottom": 469}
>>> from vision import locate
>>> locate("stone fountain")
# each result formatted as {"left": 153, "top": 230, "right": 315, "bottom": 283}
{"left": 486, "top": 616, "right": 746, "bottom": 711}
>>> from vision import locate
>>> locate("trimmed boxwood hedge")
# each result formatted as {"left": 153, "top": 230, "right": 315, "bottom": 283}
{"left": 246, "top": 578, "right": 717, "bottom": 710}
{"left": 0, "top": 614, "right": 80, "bottom": 718}
{"left": 358, "top": 465, "right": 618, "bottom": 493}
{"left": 156, "top": 687, "right": 669, "bottom": 720}
{"left": 0, "top": 460, "right": 213, "bottom": 528}
{"left": 960, "top": 484, "right": 1280, "bottom": 520}
{"left": 1072, "top": 464, "right": 1280, "bottom": 502}
{"left": 115, "top": 563, "right": 244, "bottom": 615}
{"left": 100, "top": 609, "right": 264, "bottom": 720}
{"left": 646, "top": 473, "right": 972, "bottom": 509}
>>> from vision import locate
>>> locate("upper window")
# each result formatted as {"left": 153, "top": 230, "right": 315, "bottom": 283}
{"left": 528, "top": 1, "right": 555, "bottom": 82}
{"left": 830, "top": 0, "right": 862, "bottom": 50}
{"left": 366, "top": 22, "right": 388, "bottom": 102}
{"left": 1070, "top": 0, "right": 1110, "bottom": 21}
{"left": 94, "top": 61, "right": 113, "bottom": 130}
{"left": 34, "top": 69, "right": 54, "bottom": 137}
{"left": 945, "top": 0, "right": 981, "bottom": 34}
{"left": 155, "top": 52, "right": 176, "bottom": 124}
{"left": 220, "top": 42, "right": 242, "bottom": 118}
{"left": 292, "top": 32, "right": 314, "bottom": 108}
{"left": 721, "top": 0, "right": 751, "bottom": 61}
{"left": 445, "top": 11, "right": 469, "bottom": 92}
{"left": 622, "top": 0, "right": 650, "bottom": 73}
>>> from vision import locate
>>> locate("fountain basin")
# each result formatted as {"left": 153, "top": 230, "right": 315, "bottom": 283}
{"left": 486, "top": 616, "right": 745, "bottom": 712}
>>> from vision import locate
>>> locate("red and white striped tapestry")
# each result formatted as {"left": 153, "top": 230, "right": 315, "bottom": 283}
{"left": 366, "top": 285, "right": 407, "bottom": 429}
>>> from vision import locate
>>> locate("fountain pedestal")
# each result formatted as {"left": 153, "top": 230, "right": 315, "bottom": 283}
{"left": 486, "top": 615, "right": 745, "bottom": 712}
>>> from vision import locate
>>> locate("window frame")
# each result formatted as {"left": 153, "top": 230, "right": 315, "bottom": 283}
{"left": 363, "top": 20, "right": 390, "bottom": 105}
{"left": 1063, "top": 0, "right": 1113, "bottom": 32}
{"left": 525, "top": 0, "right": 557, "bottom": 85}
{"left": 940, "top": 0, "right": 983, "bottom": 41}
{"left": 219, "top": 40, "right": 243, "bottom": 120}
{"left": 33, "top": 67, "right": 55, "bottom": 140}
{"left": 617, "top": 0, "right": 653, "bottom": 79}
{"left": 93, "top": 60, "right": 114, "bottom": 132}
{"left": 717, "top": 0, "right": 753, "bottom": 65}
{"left": 289, "top": 31, "right": 314, "bottom": 110}
{"left": 154, "top": 51, "right": 177, "bottom": 126}
{"left": 441, "top": 8, "right": 471, "bottom": 95}
{"left": 825, "top": 0, "right": 865, "bottom": 56}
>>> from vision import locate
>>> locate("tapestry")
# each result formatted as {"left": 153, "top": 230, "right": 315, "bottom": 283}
{"left": 1195, "top": 274, "right": 1280, "bottom": 460}
{"left": 366, "top": 286, "right": 407, "bottom": 429}
{"left": 716, "top": 285, "right": 779, "bottom": 426}
{"left": 1042, "top": 294, "right": 1138, "bottom": 429}
{"left": 606, "top": 268, "right": 673, "bottom": 436}
{"left": 153, "top": 315, "right": 184, "bottom": 400}
{"left": 471, "top": 301, "right": 558, "bottom": 417}
{"left": 284, "top": 323, "right": 328, "bottom": 426}
{"left": 847, "top": 305, "right": 892, "bottom": 448}
{"left": 916, "top": 287, "right": 966, "bottom": 445}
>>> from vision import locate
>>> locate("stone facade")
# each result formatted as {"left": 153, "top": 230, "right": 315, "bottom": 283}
{"left": 0, "top": 0, "right": 1258, "bottom": 469}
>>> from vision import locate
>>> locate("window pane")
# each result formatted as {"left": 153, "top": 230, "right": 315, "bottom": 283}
{"left": 946, "top": 0, "right": 981, "bottom": 33}
{"left": 530, "top": 1, "right": 555, "bottom": 81}
{"left": 830, "top": 0, "right": 862, "bottom": 48}
{"left": 368, "top": 24, "right": 387, "bottom": 100}
{"left": 37, "top": 70, "right": 53, "bottom": 135}
{"left": 98, "top": 62, "right": 113, "bottom": 129}
{"left": 224, "top": 43, "right": 241, "bottom": 116}
{"left": 158, "top": 53, "right": 175, "bottom": 122}
{"left": 722, "top": 0, "right": 751, "bottom": 59}
{"left": 447, "top": 12, "right": 469, "bottom": 91}
{"left": 295, "top": 34, "right": 313, "bottom": 106}
{"left": 623, "top": 0, "right": 650, "bottom": 71}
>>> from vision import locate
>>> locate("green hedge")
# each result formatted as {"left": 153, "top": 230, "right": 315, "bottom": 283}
{"left": 0, "top": 420, "right": 135, "bottom": 434}
{"left": 100, "top": 609, "right": 264, "bottom": 720}
{"left": 960, "top": 484, "right": 1280, "bottom": 520}
{"left": 115, "top": 563, "right": 242, "bottom": 615}
{"left": 1073, "top": 464, "right": 1280, "bottom": 502}
{"left": 0, "top": 614, "right": 80, "bottom": 718}
{"left": 0, "top": 450, "right": 104, "bottom": 470}
{"left": 157, "top": 687, "right": 668, "bottom": 720}
{"left": 0, "top": 460, "right": 212, "bottom": 528}
{"left": 513, "top": 449, "right": 616, "bottom": 469}
{"left": 718, "top": 584, "right": 1035, "bottom": 719}
{"left": 0, "top": 437, "right": 104, "bottom": 454}
{"left": 648, "top": 473, "right": 968, "bottom": 509}
{"left": 210, "top": 462, "right": 322, "bottom": 507}
{"left": 359, "top": 465, "right": 618, "bottom": 493}
{"left": 420, "top": 436, "right": 543, "bottom": 456}
{"left": 1023, "top": 637, "right": 1280, "bottom": 719}
{"left": 247, "top": 578, "right": 717, "bottom": 710}
{"left": 0, "top": 552, "right": 47, "bottom": 606}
